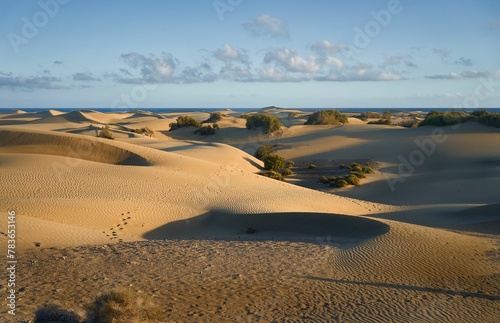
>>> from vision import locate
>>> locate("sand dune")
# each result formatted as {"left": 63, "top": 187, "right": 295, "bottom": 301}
{"left": 0, "top": 109, "right": 499, "bottom": 321}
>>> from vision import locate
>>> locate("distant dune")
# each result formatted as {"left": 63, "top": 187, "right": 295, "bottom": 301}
{"left": 1, "top": 108, "right": 499, "bottom": 322}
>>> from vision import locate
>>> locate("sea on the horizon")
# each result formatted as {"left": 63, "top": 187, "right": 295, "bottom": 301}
{"left": 1, "top": 107, "right": 499, "bottom": 114}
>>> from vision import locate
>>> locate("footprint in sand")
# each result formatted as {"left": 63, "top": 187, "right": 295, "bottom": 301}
{"left": 104, "top": 212, "right": 133, "bottom": 241}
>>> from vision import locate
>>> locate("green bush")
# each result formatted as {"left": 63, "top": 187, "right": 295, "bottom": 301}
{"left": 339, "top": 164, "right": 346, "bottom": 169}
{"left": 336, "top": 180, "right": 349, "bottom": 188}
{"left": 418, "top": 111, "right": 471, "bottom": 127}
{"left": 246, "top": 113, "right": 283, "bottom": 134}
{"left": 319, "top": 176, "right": 330, "bottom": 184}
{"left": 213, "top": 123, "right": 220, "bottom": 129}
{"left": 345, "top": 175, "right": 360, "bottom": 186}
{"left": 362, "top": 166, "right": 375, "bottom": 174}
{"left": 356, "top": 112, "right": 382, "bottom": 121}
{"left": 98, "top": 125, "right": 114, "bottom": 140}
{"left": 285, "top": 160, "right": 295, "bottom": 168}
{"left": 282, "top": 168, "right": 293, "bottom": 176}
{"left": 329, "top": 176, "right": 337, "bottom": 182}
{"left": 260, "top": 170, "right": 285, "bottom": 181}
{"left": 169, "top": 115, "right": 202, "bottom": 131}
{"left": 350, "top": 163, "right": 363, "bottom": 172}
{"left": 308, "top": 164, "right": 317, "bottom": 169}
{"left": 304, "top": 110, "right": 348, "bottom": 125}
{"left": 133, "top": 127, "right": 154, "bottom": 137}
{"left": 478, "top": 113, "right": 500, "bottom": 128}
{"left": 368, "top": 118, "right": 392, "bottom": 125}
{"left": 86, "top": 288, "right": 163, "bottom": 323}
{"left": 202, "top": 112, "right": 224, "bottom": 123}
{"left": 262, "top": 154, "right": 285, "bottom": 171}
{"left": 255, "top": 145, "right": 275, "bottom": 160}
{"left": 195, "top": 125, "right": 217, "bottom": 136}
{"left": 471, "top": 109, "right": 491, "bottom": 118}
{"left": 349, "top": 171, "right": 366, "bottom": 179}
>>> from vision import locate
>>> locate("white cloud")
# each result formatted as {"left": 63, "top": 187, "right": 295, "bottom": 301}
{"left": 120, "top": 52, "right": 179, "bottom": 83}
{"left": 0, "top": 73, "right": 67, "bottom": 90}
{"left": 73, "top": 72, "right": 101, "bottom": 82}
{"left": 311, "top": 40, "right": 349, "bottom": 54}
{"left": 264, "top": 48, "right": 320, "bottom": 73}
{"left": 425, "top": 70, "right": 500, "bottom": 80}
{"left": 382, "top": 54, "right": 417, "bottom": 68}
{"left": 243, "top": 14, "right": 289, "bottom": 39}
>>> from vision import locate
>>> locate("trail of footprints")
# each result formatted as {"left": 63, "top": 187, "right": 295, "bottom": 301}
{"left": 103, "top": 212, "right": 132, "bottom": 243}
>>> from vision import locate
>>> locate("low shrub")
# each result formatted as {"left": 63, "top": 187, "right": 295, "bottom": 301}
{"left": 169, "top": 115, "right": 201, "bottom": 131}
{"left": 398, "top": 119, "right": 420, "bottom": 128}
{"left": 345, "top": 175, "right": 360, "bottom": 186}
{"left": 418, "top": 111, "right": 471, "bottom": 127}
{"left": 263, "top": 154, "right": 285, "bottom": 171}
{"left": 356, "top": 112, "right": 382, "bottom": 121}
{"left": 308, "top": 164, "right": 317, "bottom": 169}
{"left": 368, "top": 118, "right": 391, "bottom": 125}
{"left": 349, "top": 171, "right": 366, "bottom": 179}
{"left": 362, "top": 166, "right": 375, "bottom": 174}
{"left": 471, "top": 109, "right": 491, "bottom": 118}
{"left": 339, "top": 164, "right": 346, "bottom": 169}
{"left": 246, "top": 113, "right": 283, "bottom": 134}
{"left": 196, "top": 125, "right": 217, "bottom": 136}
{"left": 304, "top": 110, "right": 348, "bottom": 125}
{"left": 260, "top": 170, "right": 285, "bottom": 181}
{"left": 255, "top": 145, "right": 275, "bottom": 160}
{"left": 133, "top": 127, "right": 154, "bottom": 137}
{"left": 202, "top": 112, "right": 224, "bottom": 123}
{"left": 336, "top": 180, "right": 349, "bottom": 188}
{"left": 478, "top": 113, "right": 500, "bottom": 128}
{"left": 350, "top": 163, "right": 363, "bottom": 172}
{"left": 98, "top": 125, "right": 114, "bottom": 140}
{"left": 86, "top": 288, "right": 163, "bottom": 323}
{"left": 285, "top": 160, "right": 295, "bottom": 168}
{"left": 319, "top": 176, "right": 330, "bottom": 184}
{"left": 282, "top": 168, "right": 293, "bottom": 176}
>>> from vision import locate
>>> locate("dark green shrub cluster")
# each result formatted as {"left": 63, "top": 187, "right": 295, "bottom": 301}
{"left": 304, "top": 110, "right": 348, "bottom": 125}
{"left": 471, "top": 109, "right": 491, "bottom": 118}
{"left": 169, "top": 115, "right": 202, "bottom": 131}
{"left": 368, "top": 111, "right": 392, "bottom": 125}
{"left": 259, "top": 170, "right": 285, "bottom": 181}
{"left": 196, "top": 125, "right": 218, "bottom": 135}
{"left": 356, "top": 112, "right": 382, "bottom": 121}
{"left": 133, "top": 127, "right": 154, "bottom": 137}
{"left": 285, "top": 160, "right": 295, "bottom": 168}
{"left": 254, "top": 144, "right": 275, "bottom": 160}
{"left": 397, "top": 119, "right": 420, "bottom": 128}
{"left": 246, "top": 113, "right": 283, "bottom": 134}
{"left": 202, "top": 112, "right": 224, "bottom": 123}
{"left": 308, "top": 164, "right": 317, "bottom": 169}
{"left": 263, "top": 154, "right": 285, "bottom": 171}
{"left": 282, "top": 168, "right": 293, "bottom": 176}
{"left": 368, "top": 118, "right": 391, "bottom": 125}
{"left": 418, "top": 111, "right": 471, "bottom": 127}
{"left": 477, "top": 112, "right": 500, "bottom": 128}
{"left": 336, "top": 180, "right": 349, "bottom": 188}
{"left": 98, "top": 125, "right": 114, "bottom": 140}
{"left": 319, "top": 163, "right": 375, "bottom": 188}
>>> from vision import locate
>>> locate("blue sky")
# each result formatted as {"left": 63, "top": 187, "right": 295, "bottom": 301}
{"left": 0, "top": 0, "right": 499, "bottom": 109}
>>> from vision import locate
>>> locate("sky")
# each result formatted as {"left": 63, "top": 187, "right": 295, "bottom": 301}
{"left": 0, "top": 0, "right": 499, "bottom": 109}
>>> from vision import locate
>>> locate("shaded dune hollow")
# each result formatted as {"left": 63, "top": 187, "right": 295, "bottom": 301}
{"left": 0, "top": 129, "right": 150, "bottom": 166}
{"left": 144, "top": 211, "right": 390, "bottom": 245}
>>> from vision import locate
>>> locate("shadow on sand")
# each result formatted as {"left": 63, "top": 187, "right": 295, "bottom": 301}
{"left": 143, "top": 210, "right": 390, "bottom": 246}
